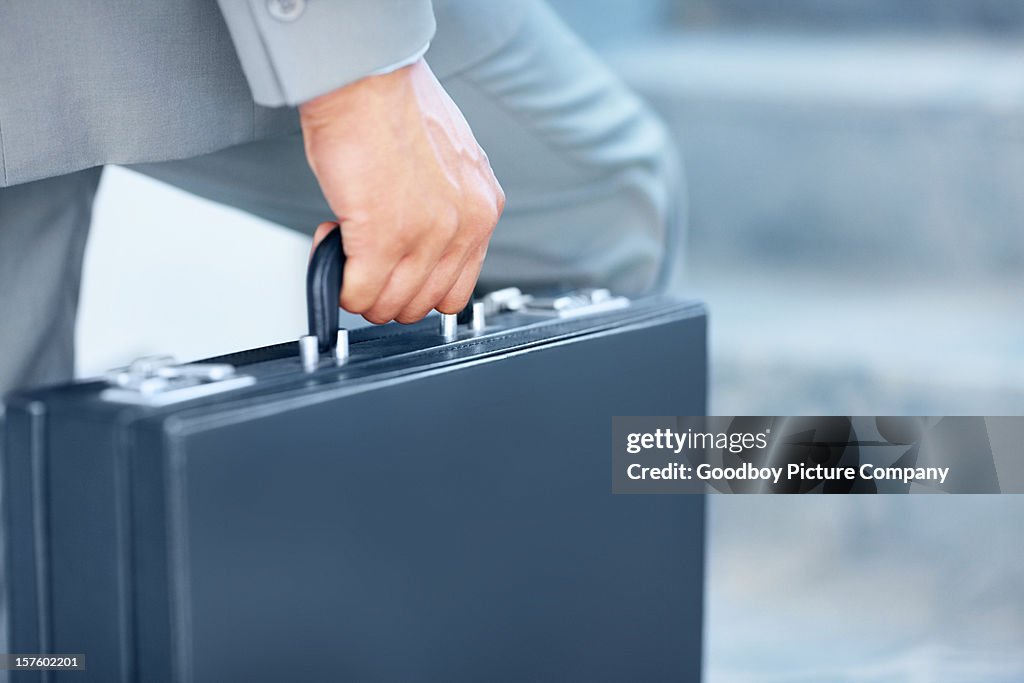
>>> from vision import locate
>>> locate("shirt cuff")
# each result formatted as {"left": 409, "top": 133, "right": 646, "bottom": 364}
{"left": 217, "top": 0, "right": 437, "bottom": 107}
{"left": 368, "top": 41, "right": 431, "bottom": 77}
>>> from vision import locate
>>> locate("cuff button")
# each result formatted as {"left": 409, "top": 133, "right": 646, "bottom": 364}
{"left": 267, "top": 0, "right": 305, "bottom": 22}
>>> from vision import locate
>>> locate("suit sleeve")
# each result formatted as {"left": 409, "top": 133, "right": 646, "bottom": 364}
{"left": 217, "top": 0, "right": 436, "bottom": 107}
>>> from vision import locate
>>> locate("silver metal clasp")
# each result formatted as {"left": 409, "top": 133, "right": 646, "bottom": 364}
{"left": 521, "top": 288, "right": 630, "bottom": 318}
{"left": 100, "top": 356, "right": 255, "bottom": 405}
{"left": 481, "top": 287, "right": 533, "bottom": 315}
{"left": 481, "top": 286, "right": 629, "bottom": 318}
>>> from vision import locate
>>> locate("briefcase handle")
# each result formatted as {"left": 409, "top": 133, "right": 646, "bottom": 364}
{"left": 304, "top": 225, "right": 494, "bottom": 360}
{"left": 306, "top": 225, "right": 345, "bottom": 353}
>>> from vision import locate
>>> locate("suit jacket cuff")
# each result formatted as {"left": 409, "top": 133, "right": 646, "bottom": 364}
{"left": 217, "top": 0, "right": 437, "bottom": 107}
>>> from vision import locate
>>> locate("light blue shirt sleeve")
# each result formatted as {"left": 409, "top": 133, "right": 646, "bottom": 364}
{"left": 217, "top": 0, "right": 437, "bottom": 107}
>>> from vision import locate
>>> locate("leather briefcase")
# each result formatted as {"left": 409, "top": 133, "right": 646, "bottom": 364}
{"left": 3, "top": 228, "right": 707, "bottom": 682}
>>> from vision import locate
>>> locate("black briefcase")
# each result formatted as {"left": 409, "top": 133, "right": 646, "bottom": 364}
{"left": 3, "top": 229, "right": 707, "bottom": 682}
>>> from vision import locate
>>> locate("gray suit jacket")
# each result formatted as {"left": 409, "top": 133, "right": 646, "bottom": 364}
{"left": 0, "top": 1, "right": 525, "bottom": 187}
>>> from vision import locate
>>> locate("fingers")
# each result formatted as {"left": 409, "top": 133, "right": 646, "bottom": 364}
{"left": 393, "top": 248, "right": 470, "bottom": 324}
{"left": 314, "top": 214, "right": 468, "bottom": 324}
{"left": 342, "top": 210, "right": 455, "bottom": 322}
{"left": 319, "top": 209, "right": 494, "bottom": 325}
{"left": 311, "top": 220, "right": 401, "bottom": 318}
{"left": 361, "top": 248, "right": 444, "bottom": 325}
{"left": 336, "top": 220, "right": 408, "bottom": 314}
{"left": 338, "top": 254, "right": 398, "bottom": 316}
{"left": 342, "top": 193, "right": 498, "bottom": 324}
{"left": 435, "top": 242, "right": 488, "bottom": 315}
{"left": 390, "top": 208, "right": 494, "bottom": 322}
{"left": 309, "top": 221, "right": 339, "bottom": 254}
{"left": 433, "top": 189, "right": 501, "bottom": 315}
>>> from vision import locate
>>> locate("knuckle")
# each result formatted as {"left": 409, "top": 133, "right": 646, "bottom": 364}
{"left": 451, "top": 210, "right": 494, "bottom": 251}
{"left": 365, "top": 296, "right": 409, "bottom": 324}
{"left": 490, "top": 179, "right": 506, "bottom": 215}
{"left": 396, "top": 306, "right": 432, "bottom": 325}
{"left": 447, "top": 232, "right": 476, "bottom": 256}
{"left": 363, "top": 309, "right": 393, "bottom": 325}
{"left": 340, "top": 284, "right": 380, "bottom": 314}
{"left": 480, "top": 212, "right": 498, "bottom": 237}
{"left": 464, "top": 222, "right": 493, "bottom": 249}
{"left": 474, "top": 199, "right": 500, "bottom": 232}
{"left": 341, "top": 297, "right": 370, "bottom": 315}
{"left": 390, "top": 229, "right": 414, "bottom": 255}
{"left": 437, "top": 290, "right": 472, "bottom": 315}
{"left": 339, "top": 290, "right": 365, "bottom": 313}
{"left": 434, "top": 212, "right": 460, "bottom": 245}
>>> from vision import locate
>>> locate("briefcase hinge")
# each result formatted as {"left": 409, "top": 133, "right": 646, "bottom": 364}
{"left": 100, "top": 356, "right": 255, "bottom": 406}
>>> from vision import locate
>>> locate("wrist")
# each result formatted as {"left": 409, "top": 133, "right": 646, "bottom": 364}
{"left": 299, "top": 59, "right": 422, "bottom": 125}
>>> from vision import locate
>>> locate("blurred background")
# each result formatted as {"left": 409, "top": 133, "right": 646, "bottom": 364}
{"left": 77, "top": 1, "right": 1023, "bottom": 681}
{"left": 554, "top": 0, "right": 1024, "bottom": 416}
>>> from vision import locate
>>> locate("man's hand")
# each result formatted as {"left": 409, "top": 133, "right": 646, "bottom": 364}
{"left": 300, "top": 59, "right": 504, "bottom": 324}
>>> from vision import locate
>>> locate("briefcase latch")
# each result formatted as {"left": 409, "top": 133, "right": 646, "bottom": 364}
{"left": 522, "top": 288, "right": 630, "bottom": 317}
{"left": 100, "top": 356, "right": 256, "bottom": 406}
{"left": 481, "top": 287, "right": 628, "bottom": 318}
